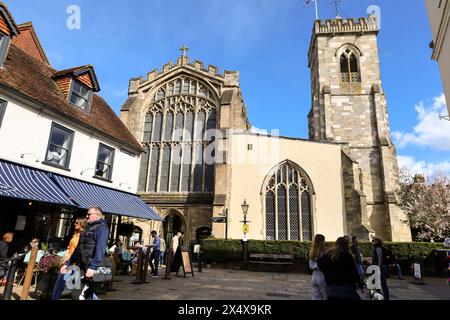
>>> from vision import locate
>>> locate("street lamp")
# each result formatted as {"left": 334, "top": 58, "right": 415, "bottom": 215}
{"left": 240, "top": 199, "right": 250, "bottom": 269}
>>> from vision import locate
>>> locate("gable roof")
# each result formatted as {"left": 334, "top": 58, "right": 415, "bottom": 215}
{"left": 13, "top": 22, "right": 50, "bottom": 65}
{"left": 52, "top": 65, "right": 100, "bottom": 92}
{"left": 0, "top": 2, "right": 19, "bottom": 37}
{"left": 0, "top": 43, "right": 143, "bottom": 152}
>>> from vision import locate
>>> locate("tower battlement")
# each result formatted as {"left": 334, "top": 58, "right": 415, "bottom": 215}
{"left": 128, "top": 54, "right": 239, "bottom": 95}
{"left": 313, "top": 14, "right": 378, "bottom": 35}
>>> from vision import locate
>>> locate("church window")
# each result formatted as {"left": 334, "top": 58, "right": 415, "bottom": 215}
{"left": 143, "top": 77, "right": 217, "bottom": 193}
{"left": 264, "top": 161, "right": 313, "bottom": 241}
{"left": 340, "top": 48, "right": 361, "bottom": 83}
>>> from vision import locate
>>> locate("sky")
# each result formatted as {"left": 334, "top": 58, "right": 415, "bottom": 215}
{"left": 6, "top": 0, "right": 450, "bottom": 177}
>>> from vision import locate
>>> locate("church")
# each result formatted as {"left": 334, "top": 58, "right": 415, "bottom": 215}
{"left": 120, "top": 14, "right": 412, "bottom": 244}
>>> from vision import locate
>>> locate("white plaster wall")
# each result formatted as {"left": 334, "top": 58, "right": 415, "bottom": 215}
{"left": 0, "top": 93, "right": 140, "bottom": 193}
{"left": 227, "top": 133, "right": 346, "bottom": 241}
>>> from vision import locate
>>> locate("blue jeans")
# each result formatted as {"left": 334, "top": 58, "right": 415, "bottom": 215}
{"left": 380, "top": 265, "right": 390, "bottom": 300}
{"left": 150, "top": 250, "right": 160, "bottom": 275}
{"left": 51, "top": 273, "right": 67, "bottom": 300}
{"left": 159, "top": 251, "right": 165, "bottom": 266}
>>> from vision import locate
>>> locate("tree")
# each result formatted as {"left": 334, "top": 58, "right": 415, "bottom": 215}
{"left": 398, "top": 169, "right": 450, "bottom": 241}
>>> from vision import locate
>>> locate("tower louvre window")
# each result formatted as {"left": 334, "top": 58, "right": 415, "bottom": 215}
{"left": 340, "top": 49, "right": 361, "bottom": 83}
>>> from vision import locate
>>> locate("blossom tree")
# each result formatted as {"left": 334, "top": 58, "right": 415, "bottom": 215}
{"left": 398, "top": 169, "right": 450, "bottom": 241}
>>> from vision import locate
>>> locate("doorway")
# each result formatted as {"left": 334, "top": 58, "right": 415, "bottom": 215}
{"left": 162, "top": 212, "right": 183, "bottom": 248}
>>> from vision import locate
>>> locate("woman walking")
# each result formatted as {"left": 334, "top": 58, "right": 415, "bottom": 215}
{"left": 309, "top": 234, "right": 327, "bottom": 300}
{"left": 318, "top": 237, "right": 365, "bottom": 300}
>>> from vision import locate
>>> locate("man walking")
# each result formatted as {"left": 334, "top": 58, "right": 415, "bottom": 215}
{"left": 350, "top": 236, "right": 365, "bottom": 281}
{"left": 59, "top": 207, "right": 109, "bottom": 300}
{"left": 149, "top": 231, "right": 161, "bottom": 277}
{"left": 372, "top": 237, "right": 390, "bottom": 300}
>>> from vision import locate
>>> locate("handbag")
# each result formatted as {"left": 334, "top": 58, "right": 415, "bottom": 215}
{"left": 93, "top": 256, "right": 112, "bottom": 282}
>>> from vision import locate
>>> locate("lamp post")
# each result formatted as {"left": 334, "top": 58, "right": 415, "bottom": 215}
{"left": 240, "top": 199, "right": 250, "bottom": 268}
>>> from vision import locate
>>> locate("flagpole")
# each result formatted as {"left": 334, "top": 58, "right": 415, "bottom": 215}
{"left": 314, "top": 0, "right": 319, "bottom": 20}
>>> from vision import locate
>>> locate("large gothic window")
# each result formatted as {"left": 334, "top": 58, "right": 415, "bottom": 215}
{"left": 340, "top": 48, "right": 361, "bottom": 83}
{"left": 264, "top": 161, "right": 313, "bottom": 241}
{"left": 139, "top": 76, "right": 217, "bottom": 193}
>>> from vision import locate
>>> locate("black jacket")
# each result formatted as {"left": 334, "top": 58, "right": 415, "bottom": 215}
{"left": 318, "top": 251, "right": 364, "bottom": 289}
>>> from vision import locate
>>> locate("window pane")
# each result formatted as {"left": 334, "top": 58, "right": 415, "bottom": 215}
{"left": 204, "top": 163, "right": 214, "bottom": 192}
{"left": 174, "top": 80, "right": 181, "bottom": 94}
{"left": 199, "top": 86, "right": 207, "bottom": 98}
{"left": 193, "top": 144, "right": 203, "bottom": 191}
{"left": 164, "top": 113, "right": 174, "bottom": 141}
{"left": 168, "top": 83, "right": 174, "bottom": 96}
{"left": 174, "top": 112, "right": 184, "bottom": 141}
{"left": 340, "top": 53, "right": 349, "bottom": 73}
{"left": 153, "top": 113, "right": 162, "bottom": 141}
{"left": 98, "top": 146, "right": 113, "bottom": 164}
{"left": 148, "top": 147, "right": 160, "bottom": 192}
{"left": 143, "top": 113, "right": 153, "bottom": 142}
{"left": 190, "top": 81, "right": 197, "bottom": 95}
{"left": 181, "top": 144, "right": 192, "bottom": 191}
{"left": 277, "top": 185, "right": 287, "bottom": 240}
{"left": 266, "top": 191, "right": 276, "bottom": 240}
{"left": 159, "top": 147, "right": 171, "bottom": 192}
{"left": 170, "top": 145, "right": 182, "bottom": 192}
{"left": 138, "top": 146, "right": 150, "bottom": 191}
{"left": 195, "top": 111, "right": 205, "bottom": 141}
{"left": 183, "top": 80, "right": 189, "bottom": 94}
{"left": 289, "top": 186, "right": 299, "bottom": 240}
{"left": 185, "top": 112, "right": 194, "bottom": 141}
{"left": 47, "top": 125, "right": 72, "bottom": 167}
{"left": 157, "top": 89, "right": 165, "bottom": 100}
{"left": 349, "top": 53, "right": 359, "bottom": 73}
{"left": 301, "top": 191, "right": 312, "bottom": 241}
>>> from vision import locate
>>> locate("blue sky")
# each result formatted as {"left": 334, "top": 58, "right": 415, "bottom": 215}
{"left": 6, "top": 0, "right": 450, "bottom": 176}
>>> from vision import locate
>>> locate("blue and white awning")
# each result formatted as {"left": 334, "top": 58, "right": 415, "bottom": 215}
{"left": 53, "top": 175, "right": 162, "bottom": 221}
{"left": 0, "top": 160, "right": 74, "bottom": 205}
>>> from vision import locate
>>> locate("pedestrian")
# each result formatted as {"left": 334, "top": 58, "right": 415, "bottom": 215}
{"left": 309, "top": 234, "right": 327, "bottom": 300}
{"left": 164, "top": 232, "right": 183, "bottom": 279}
{"left": 0, "top": 232, "right": 13, "bottom": 283}
{"left": 51, "top": 218, "right": 86, "bottom": 300}
{"left": 58, "top": 207, "right": 109, "bottom": 300}
{"left": 318, "top": 237, "right": 365, "bottom": 300}
{"left": 371, "top": 237, "right": 390, "bottom": 300}
{"left": 350, "top": 236, "right": 365, "bottom": 281}
{"left": 197, "top": 240, "right": 204, "bottom": 273}
{"left": 159, "top": 234, "right": 166, "bottom": 267}
{"left": 149, "top": 230, "right": 161, "bottom": 277}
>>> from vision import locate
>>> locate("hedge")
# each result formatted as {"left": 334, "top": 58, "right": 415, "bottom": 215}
{"left": 203, "top": 239, "right": 446, "bottom": 264}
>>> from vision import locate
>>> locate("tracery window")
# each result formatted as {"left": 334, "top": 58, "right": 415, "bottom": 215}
{"left": 264, "top": 161, "right": 312, "bottom": 241}
{"left": 340, "top": 48, "right": 361, "bottom": 83}
{"left": 139, "top": 76, "right": 217, "bottom": 193}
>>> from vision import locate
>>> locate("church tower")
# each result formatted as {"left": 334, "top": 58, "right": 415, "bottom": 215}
{"left": 308, "top": 15, "right": 411, "bottom": 241}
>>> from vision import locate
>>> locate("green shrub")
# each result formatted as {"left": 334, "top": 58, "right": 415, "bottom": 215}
{"left": 203, "top": 239, "right": 446, "bottom": 265}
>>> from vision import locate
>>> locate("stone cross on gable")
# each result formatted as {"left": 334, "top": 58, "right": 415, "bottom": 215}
{"left": 180, "top": 45, "right": 189, "bottom": 58}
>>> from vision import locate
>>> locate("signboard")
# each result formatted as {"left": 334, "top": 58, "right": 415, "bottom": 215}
{"left": 413, "top": 263, "right": 421, "bottom": 279}
{"left": 182, "top": 251, "right": 192, "bottom": 273}
{"left": 211, "top": 217, "right": 226, "bottom": 223}
{"left": 242, "top": 224, "right": 249, "bottom": 234}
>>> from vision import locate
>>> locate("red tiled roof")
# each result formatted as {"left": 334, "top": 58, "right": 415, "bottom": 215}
{"left": 0, "top": 2, "right": 19, "bottom": 36}
{"left": 52, "top": 65, "right": 100, "bottom": 92}
{"left": 0, "top": 44, "right": 143, "bottom": 152}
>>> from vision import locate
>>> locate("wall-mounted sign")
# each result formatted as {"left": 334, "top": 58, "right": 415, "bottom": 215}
{"left": 15, "top": 215, "right": 26, "bottom": 231}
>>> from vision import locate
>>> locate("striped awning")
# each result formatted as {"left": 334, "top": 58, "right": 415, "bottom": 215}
{"left": 53, "top": 174, "right": 162, "bottom": 221}
{"left": 0, "top": 160, "right": 74, "bottom": 205}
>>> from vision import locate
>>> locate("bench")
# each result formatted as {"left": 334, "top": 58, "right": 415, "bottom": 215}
{"left": 248, "top": 254, "right": 294, "bottom": 265}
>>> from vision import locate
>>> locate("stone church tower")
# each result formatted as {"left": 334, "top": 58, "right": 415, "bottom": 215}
{"left": 307, "top": 15, "right": 411, "bottom": 241}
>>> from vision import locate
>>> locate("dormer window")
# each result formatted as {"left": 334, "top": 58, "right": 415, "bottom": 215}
{"left": 0, "top": 32, "right": 11, "bottom": 67}
{"left": 69, "top": 80, "right": 93, "bottom": 111}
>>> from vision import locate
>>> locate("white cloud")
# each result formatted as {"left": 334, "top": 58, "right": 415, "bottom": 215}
{"left": 397, "top": 155, "right": 450, "bottom": 177}
{"left": 392, "top": 94, "right": 450, "bottom": 151}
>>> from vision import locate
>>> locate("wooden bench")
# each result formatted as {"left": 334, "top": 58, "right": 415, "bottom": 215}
{"left": 248, "top": 254, "right": 294, "bottom": 265}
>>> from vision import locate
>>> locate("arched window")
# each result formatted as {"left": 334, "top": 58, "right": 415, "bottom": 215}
{"left": 139, "top": 77, "right": 217, "bottom": 193}
{"left": 264, "top": 161, "right": 313, "bottom": 241}
{"left": 340, "top": 48, "right": 361, "bottom": 83}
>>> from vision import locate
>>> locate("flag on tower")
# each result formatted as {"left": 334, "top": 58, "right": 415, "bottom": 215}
{"left": 303, "top": 0, "right": 319, "bottom": 20}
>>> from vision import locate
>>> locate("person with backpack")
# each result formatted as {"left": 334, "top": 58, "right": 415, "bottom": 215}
{"left": 371, "top": 237, "right": 390, "bottom": 300}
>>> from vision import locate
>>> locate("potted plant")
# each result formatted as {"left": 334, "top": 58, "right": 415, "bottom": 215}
{"left": 35, "top": 253, "right": 62, "bottom": 300}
